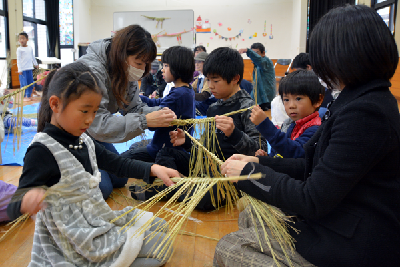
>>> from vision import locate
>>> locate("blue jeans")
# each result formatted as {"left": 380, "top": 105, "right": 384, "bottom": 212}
{"left": 97, "top": 141, "right": 129, "bottom": 200}
{"left": 19, "top": 69, "right": 34, "bottom": 97}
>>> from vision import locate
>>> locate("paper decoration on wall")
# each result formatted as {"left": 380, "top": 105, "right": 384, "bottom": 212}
{"left": 141, "top": 15, "right": 170, "bottom": 29}
{"left": 151, "top": 30, "right": 165, "bottom": 47}
{"left": 239, "top": 29, "right": 243, "bottom": 33}
{"left": 263, "top": 20, "right": 268, "bottom": 37}
{"left": 152, "top": 28, "right": 195, "bottom": 46}
{"left": 210, "top": 37, "right": 213, "bottom": 39}
{"left": 242, "top": 39, "right": 245, "bottom": 41}
{"left": 269, "top": 24, "right": 273, "bottom": 39}
{"left": 196, "top": 16, "right": 211, "bottom": 33}
{"left": 207, "top": 43, "right": 209, "bottom": 47}
{"left": 249, "top": 36, "right": 253, "bottom": 39}
{"left": 227, "top": 27, "right": 231, "bottom": 31}
{"left": 236, "top": 44, "right": 238, "bottom": 48}
{"left": 213, "top": 29, "right": 217, "bottom": 33}
{"left": 253, "top": 33, "right": 257, "bottom": 37}
{"left": 213, "top": 31, "right": 242, "bottom": 41}
{"left": 218, "top": 23, "right": 223, "bottom": 27}
{"left": 248, "top": 19, "right": 252, "bottom": 24}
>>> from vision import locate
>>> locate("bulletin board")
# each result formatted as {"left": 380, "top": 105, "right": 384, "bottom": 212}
{"left": 113, "top": 10, "right": 195, "bottom": 55}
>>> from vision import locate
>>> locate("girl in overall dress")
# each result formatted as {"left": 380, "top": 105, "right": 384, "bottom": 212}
{"left": 7, "top": 62, "right": 178, "bottom": 267}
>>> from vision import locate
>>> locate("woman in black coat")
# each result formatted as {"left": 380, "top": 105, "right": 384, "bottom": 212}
{"left": 217, "top": 5, "right": 400, "bottom": 267}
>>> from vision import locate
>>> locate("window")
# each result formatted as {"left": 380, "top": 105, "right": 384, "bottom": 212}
{"left": 372, "top": 0, "right": 397, "bottom": 34}
{"left": 59, "top": 0, "right": 74, "bottom": 48}
{"left": 0, "top": 0, "right": 8, "bottom": 59}
{"left": 22, "top": 0, "right": 47, "bottom": 57}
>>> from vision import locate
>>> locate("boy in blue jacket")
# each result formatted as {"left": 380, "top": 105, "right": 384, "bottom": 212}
{"left": 251, "top": 69, "right": 324, "bottom": 158}
{"left": 121, "top": 46, "right": 195, "bottom": 162}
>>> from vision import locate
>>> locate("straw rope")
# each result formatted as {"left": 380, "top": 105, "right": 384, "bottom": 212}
{"left": 170, "top": 105, "right": 255, "bottom": 126}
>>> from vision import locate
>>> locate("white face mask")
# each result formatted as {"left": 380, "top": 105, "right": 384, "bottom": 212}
{"left": 126, "top": 63, "right": 145, "bottom": 82}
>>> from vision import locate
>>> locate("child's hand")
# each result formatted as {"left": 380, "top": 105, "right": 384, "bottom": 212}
{"left": 146, "top": 107, "right": 177, "bottom": 128}
{"left": 226, "top": 154, "right": 259, "bottom": 164}
{"left": 150, "top": 164, "right": 178, "bottom": 187}
{"left": 170, "top": 128, "right": 186, "bottom": 146}
{"left": 250, "top": 105, "right": 267, "bottom": 126}
{"left": 34, "top": 65, "right": 38, "bottom": 69}
{"left": 150, "top": 91, "right": 157, "bottom": 99}
{"left": 21, "top": 188, "right": 47, "bottom": 215}
{"left": 238, "top": 48, "right": 248, "bottom": 54}
{"left": 255, "top": 149, "right": 268, "bottom": 157}
{"left": 216, "top": 115, "right": 235, "bottom": 137}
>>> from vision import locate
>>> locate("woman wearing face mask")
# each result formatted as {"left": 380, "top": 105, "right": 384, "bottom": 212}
{"left": 77, "top": 25, "right": 177, "bottom": 199}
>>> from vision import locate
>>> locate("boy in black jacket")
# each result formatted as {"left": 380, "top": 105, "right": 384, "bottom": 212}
{"left": 154, "top": 47, "right": 268, "bottom": 210}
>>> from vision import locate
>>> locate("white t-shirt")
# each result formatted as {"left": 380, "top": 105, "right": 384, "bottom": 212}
{"left": 16, "top": 46, "right": 38, "bottom": 72}
{"left": 271, "top": 95, "right": 289, "bottom": 127}
{"left": 163, "top": 82, "right": 175, "bottom": 98}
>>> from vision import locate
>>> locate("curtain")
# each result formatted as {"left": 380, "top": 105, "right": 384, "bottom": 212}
{"left": 45, "top": 0, "right": 60, "bottom": 58}
{"left": 306, "top": 0, "right": 356, "bottom": 52}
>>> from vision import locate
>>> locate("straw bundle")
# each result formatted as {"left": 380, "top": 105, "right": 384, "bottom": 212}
{"left": 110, "top": 173, "right": 263, "bottom": 262}
{"left": 1, "top": 71, "right": 50, "bottom": 152}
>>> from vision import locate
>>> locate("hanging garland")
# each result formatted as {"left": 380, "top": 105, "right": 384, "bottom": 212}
{"left": 213, "top": 31, "right": 243, "bottom": 41}
{"left": 152, "top": 28, "right": 195, "bottom": 46}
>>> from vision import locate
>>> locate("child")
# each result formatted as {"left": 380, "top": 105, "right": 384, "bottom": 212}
{"left": 251, "top": 69, "right": 324, "bottom": 158}
{"left": 121, "top": 46, "right": 195, "bottom": 162}
{"left": 17, "top": 32, "right": 38, "bottom": 102}
{"left": 192, "top": 51, "right": 217, "bottom": 115}
{"left": 156, "top": 47, "right": 268, "bottom": 210}
{"left": 218, "top": 5, "right": 400, "bottom": 266}
{"left": 291, "top": 52, "right": 334, "bottom": 110}
{"left": 238, "top": 43, "right": 275, "bottom": 110}
{"left": 7, "top": 62, "right": 179, "bottom": 266}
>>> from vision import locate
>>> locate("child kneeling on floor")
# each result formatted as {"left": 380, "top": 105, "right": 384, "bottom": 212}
{"left": 251, "top": 69, "right": 324, "bottom": 158}
{"left": 155, "top": 47, "right": 268, "bottom": 210}
{"left": 7, "top": 62, "right": 179, "bottom": 267}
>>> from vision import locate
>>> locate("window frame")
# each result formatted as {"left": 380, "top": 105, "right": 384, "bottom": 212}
{"left": 22, "top": 0, "right": 47, "bottom": 57}
{"left": 0, "top": 0, "right": 9, "bottom": 60}
{"left": 372, "top": 0, "right": 397, "bottom": 34}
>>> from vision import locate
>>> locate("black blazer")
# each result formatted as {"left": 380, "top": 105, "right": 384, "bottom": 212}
{"left": 238, "top": 79, "right": 400, "bottom": 267}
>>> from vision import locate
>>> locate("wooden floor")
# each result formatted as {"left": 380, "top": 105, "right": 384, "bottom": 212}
{"left": 0, "top": 167, "right": 240, "bottom": 267}
{"left": 2, "top": 84, "right": 400, "bottom": 266}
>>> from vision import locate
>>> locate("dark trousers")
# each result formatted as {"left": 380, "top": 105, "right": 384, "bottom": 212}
{"left": 120, "top": 146, "right": 159, "bottom": 200}
{"left": 97, "top": 141, "right": 128, "bottom": 200}
{"left": 155, "top": 147, "right": 226, "bottom": 210}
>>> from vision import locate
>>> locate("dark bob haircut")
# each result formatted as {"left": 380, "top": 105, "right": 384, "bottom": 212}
{"left": 203, "top": 47, "right": 243, "bottom": 84}
{"left": 309, "top": 4, "right": 398, "bottom": 89}
{"left": 291, "top": 53, "right": 310, "bottom": 70}
{"left": 279, "top": 69, "right": 325, "bottom": 106}
{"left": 250, "top": 43, "right": 265, "bottom": 54}
{"left": 161, "top": 46, "right": 195, "bottom": 84}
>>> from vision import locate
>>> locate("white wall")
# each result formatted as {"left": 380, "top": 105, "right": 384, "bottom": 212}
{"left": 78, "top": 0, "right": 303, "bottom": 60}
{"left": 73, "top": 0, "right": 92, "bottom": 59}
{"left": 291, "top": 0, "right": 308, "bottom": 56}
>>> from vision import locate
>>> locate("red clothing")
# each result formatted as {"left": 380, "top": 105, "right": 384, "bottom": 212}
{"left": 291, "top": 111, "right": 321, "bottom": 140}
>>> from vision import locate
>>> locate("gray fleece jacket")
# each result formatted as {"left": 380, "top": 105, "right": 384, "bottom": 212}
{"left": 77, "top": 38, "right": 159, "bottom": 143}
